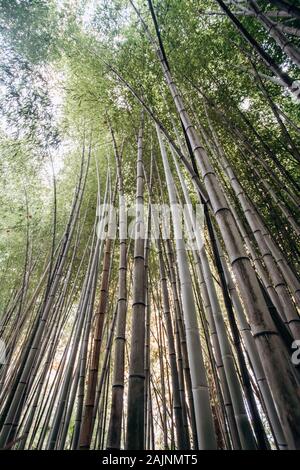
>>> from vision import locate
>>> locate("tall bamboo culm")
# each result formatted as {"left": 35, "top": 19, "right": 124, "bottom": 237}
{"left": 126, "top": 114, "right": 146, "bottom": 450}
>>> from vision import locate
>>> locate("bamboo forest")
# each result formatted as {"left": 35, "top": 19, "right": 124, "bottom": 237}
{"left": 1, "top": 0, "right": 300, "bottom": 454}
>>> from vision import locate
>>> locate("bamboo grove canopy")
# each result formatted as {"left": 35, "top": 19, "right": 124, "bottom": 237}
{"left": 0, "top": 0, "right": 300, "bottom": 451}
